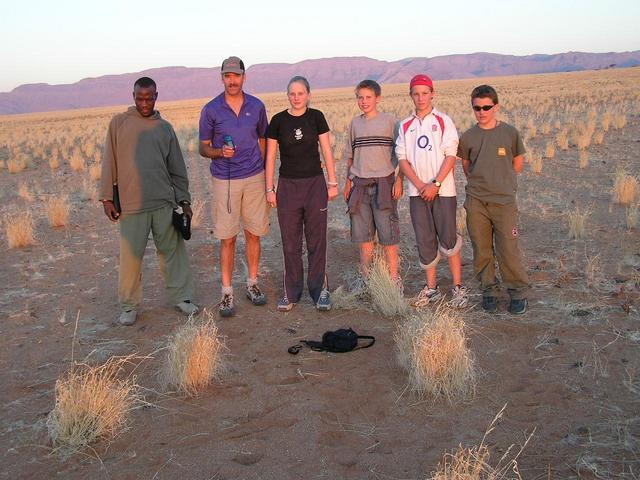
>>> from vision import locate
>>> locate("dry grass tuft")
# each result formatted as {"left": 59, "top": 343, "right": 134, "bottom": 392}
{"left": 18, "top": 182, "right": 34, "bottom": 202}
{"left": 89, "top": 163, "right": 102, "bottom": 181}
{"left": 368, "top": 251, "right": 408, "bottom": 317}
{"left": 556, "top": 130, "right": 569, "bottom": 150}
{"left": 47, "top": 195, "right": 70, "bottom": 227}
{"left": 544, "top": 141, "right": 555, "bottom": 159}
{"left": 190, "top": 198, "right": 205, "bottom": 228}
{"left": 567, "top": 206, "right": 588, "bottom": 240}
{"left": 7, "top": 156, "right": 26, "bottom": 174}
{"left": 49, "top": 155, "right": 60, "bottom": 171}
{"left": 332, "top": 285, "right": 362, "bottom": 310}
{"left": 69, "top": 149, "right": 85, "bottom": 172}
{"left": 160, "top": 309, "right": 226, "bottom": 396}
{"left": 80, "top": 178, "right": 97, "bottom": 202}
{"left": 529, "top": 151, "right": 543, "bottom": 174}
{"left": 47, "top": 356, "right": 140, "bottom": 455}
{"left": 593, "top": 131, "right": 604, "bottom": 145}
{"left": 395, "top": 306, "right": 475, "bottom": 403}
{"left": 4, "top": 210, "right": 35, "bottom": 248}
{"left": 626, "top": 204, "right": 639, "bottom": 230}
{"left": 579, "top": 150, "right": 589, "bottom": 169}
{"left": 613, "top": 169, "right": 639, "bottom": 205}
{"left": 428, "top": 404, "right": 533, "bottom": 480}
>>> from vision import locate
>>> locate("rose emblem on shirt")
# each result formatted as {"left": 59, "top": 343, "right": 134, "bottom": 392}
{"left": 294, "top": 128, "right": 303, "bottom": 140}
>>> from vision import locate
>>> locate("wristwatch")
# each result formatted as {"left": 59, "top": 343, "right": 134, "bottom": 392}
{"left": 179, "top": 200, "right": 191, "bottom": 206}
{"left": 432, "top": 179, "right": 442, "bottom": 188}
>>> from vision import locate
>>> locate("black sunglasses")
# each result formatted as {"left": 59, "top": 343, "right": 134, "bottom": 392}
{"left": 472, "top": 105, "right": 495, "bottom": 112}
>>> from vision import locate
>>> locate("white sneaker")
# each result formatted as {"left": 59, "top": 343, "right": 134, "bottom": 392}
{"left": 176, "top": 300, "right": 199, "bottom": 316}
{"left": 316, "top": 288, "right": 332, "bottom": 311}
{"left": 448, "top": 285, "right": 469, "bottom": 308}
{"left": 117, "top": 310, "right": 137, "bottom": 326}
{"left": 412, "top": 285, "right": 442, "bottom": 308}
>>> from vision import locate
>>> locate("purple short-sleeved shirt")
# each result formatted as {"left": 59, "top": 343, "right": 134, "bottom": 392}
{"left": 199, "top": 92, "right": 268, "bottom": 180}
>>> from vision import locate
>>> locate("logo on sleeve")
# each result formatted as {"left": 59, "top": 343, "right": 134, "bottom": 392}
{"left": 294, "top": 128, "right": 303, "bottom": 140}
{"left": 498, "top": 147, "right": 506, "bottom": 156}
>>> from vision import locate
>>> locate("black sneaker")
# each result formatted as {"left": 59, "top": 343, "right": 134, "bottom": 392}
{"left": 508, "top": 298, "right": 528, "bottom": 315}
{"left": 482, "top": 296, "right": 498, "bottom": 313}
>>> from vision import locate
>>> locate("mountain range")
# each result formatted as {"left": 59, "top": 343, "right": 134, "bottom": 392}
{"left": 1, "top": 51, "right": 638, "bottom": 115}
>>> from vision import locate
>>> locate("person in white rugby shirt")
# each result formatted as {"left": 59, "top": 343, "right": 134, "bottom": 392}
{"left": 395, "top": 74, "right": 468, "bottom": 308}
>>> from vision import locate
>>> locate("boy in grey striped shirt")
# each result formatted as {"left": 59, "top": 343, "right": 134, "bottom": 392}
{"left": 343, "top": 80, "right": 404, "bottom": 292}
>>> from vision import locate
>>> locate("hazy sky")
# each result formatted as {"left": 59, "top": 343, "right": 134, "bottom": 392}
{"left": 1, "top": 0, "right": 638, "bottom": 92}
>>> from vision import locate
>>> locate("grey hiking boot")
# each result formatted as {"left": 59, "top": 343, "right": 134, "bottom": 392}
{"left": 316, "top": 288, "right": 332, "bottom": 311}
{"left": 117, "top": 310, "right": 137, "bottom": 326}
{"left": 412, "top": 285, "right": 442, "bottom": 308}
{"left": 448, "top": 284, "right": 469, "bottom": 308}
{"left": 218, "top": 293, "right": 235, "bottom": 317}
{"left": 246, "top": 284, "right": 267, "bottom": 306}
{"left": 175, "top": 300, "right": 199, "bottom": 316}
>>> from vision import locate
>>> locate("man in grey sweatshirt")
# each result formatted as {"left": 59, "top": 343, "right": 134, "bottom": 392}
{"left": 100, "top": 77, "right": 198, "bottom": 326}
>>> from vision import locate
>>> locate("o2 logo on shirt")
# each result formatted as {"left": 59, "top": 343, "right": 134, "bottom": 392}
{"left": 417, "top": 135, "right": 432, "bottom": 150}
{"left": 294, "top": 128, "right": 303, "bottom": 140}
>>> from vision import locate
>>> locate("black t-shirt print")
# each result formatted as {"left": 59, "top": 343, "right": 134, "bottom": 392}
{"left": 266, "top": 108, "right": 330, "bottom": 178}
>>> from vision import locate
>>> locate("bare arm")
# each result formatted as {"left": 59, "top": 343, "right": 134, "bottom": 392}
{"left": 259, "top": 137, "right": 266, "bottom": 161}
{"left": 462, "top": 158, "right": 471, "bottom": 178}
{"left": 265, "top": 138, "right": 278, "bottom": 207}
{"left": 343, "top": 155, "right": 353, "bottom": 202}
{"left": 513, "top": 154, "right": 525, "bottom": 174}
{"left": 318, "top": 132, "right": 338, "bottom": 200}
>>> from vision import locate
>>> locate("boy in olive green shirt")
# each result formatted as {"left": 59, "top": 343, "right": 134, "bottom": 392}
{"left": 457, "top": 85, "right": 529, "bottom": 314}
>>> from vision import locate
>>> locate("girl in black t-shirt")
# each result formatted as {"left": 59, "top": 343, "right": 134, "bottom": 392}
{"left": 265, "top": 76, "right": 339, "bottom": 312}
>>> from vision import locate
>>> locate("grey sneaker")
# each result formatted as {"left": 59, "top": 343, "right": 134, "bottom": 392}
{"left": 277, "top": 295, "right": 295, "bottom": 312}
{"left": 218, "top": 293, "right": 235, "bottom": 317}
{"left": 508, "top": 298, "right": 528, "bottom": 315}
{"left": 117, "top": 310, "right": 137, "bottom": 326}
{"left": 175, "top": 300, "right": 199, "bottom": 316}
{"left": 246, "top": 284, "right": 267, "bottom": 306}
{"left": 349, "top": 274, "right": 368, "bottom": 294}
{"left": 316, "top": 288, "right": 332, "bottom": 311}
{"left": 412, "top": 285, "right": 442, "bottom": 308}
{"left": 448, "top": 284, "right": 469, "bottom": 308}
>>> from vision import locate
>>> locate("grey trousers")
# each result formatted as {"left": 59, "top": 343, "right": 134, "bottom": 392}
{"left": 118, "top": 205, "right": 194, "bottom": 311}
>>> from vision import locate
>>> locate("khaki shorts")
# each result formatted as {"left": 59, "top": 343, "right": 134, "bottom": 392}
{"left": 211, "top": 171, "right": 270, "bottom": 239}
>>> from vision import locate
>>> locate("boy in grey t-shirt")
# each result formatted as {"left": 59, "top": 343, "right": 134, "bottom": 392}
{"left": 457, "top": 85, "right": 529, "bottom": 314}
{"left": 343, "top": 80, "right": 403, "bottom": 291}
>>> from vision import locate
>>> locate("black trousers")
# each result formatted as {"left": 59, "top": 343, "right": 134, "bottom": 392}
{"left": 276, "top": 175, "right": 328, "bottom": 303}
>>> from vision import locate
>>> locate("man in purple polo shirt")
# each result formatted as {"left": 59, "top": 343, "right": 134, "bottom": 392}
{"left": 199, "top": 56, "right": 270, "bottom": 317}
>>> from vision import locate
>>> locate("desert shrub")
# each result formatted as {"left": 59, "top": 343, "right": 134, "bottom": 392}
{"left": 4, "top": 210, "right": 35, "bottom": 248}
{"left": 160, "top": 310, "right": 225, "bottom": 396}
{"left": 395, "top": 306, "right": 475, "bottom": 403}
{"left": 614, "top": 114, "right": 627, "bottom": 129}
{"left": 368, "top": 251, "right": 408, "bottom": 317}
{"left": 593, "top": 131, "right": 604, "bottom": 145}
{"left": 567, "top": 206, "right": 588, "bottom": 240}
{"left": 47, "top": 195, "right": 70, "bottom": 227}
{"left": 428, "top": 405, "right": 532, "bottom": 480}
{"left": 80, "top": 178, "right": 97, "bottom": 201}
{"left": 332, "top": 285, "right": 362, "bottom": 310}
{"left": 47, "top": 356, "right": 140, "bottom": 455}
{"left": 613, "top": 169, "right": 639, "bottom": 205}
